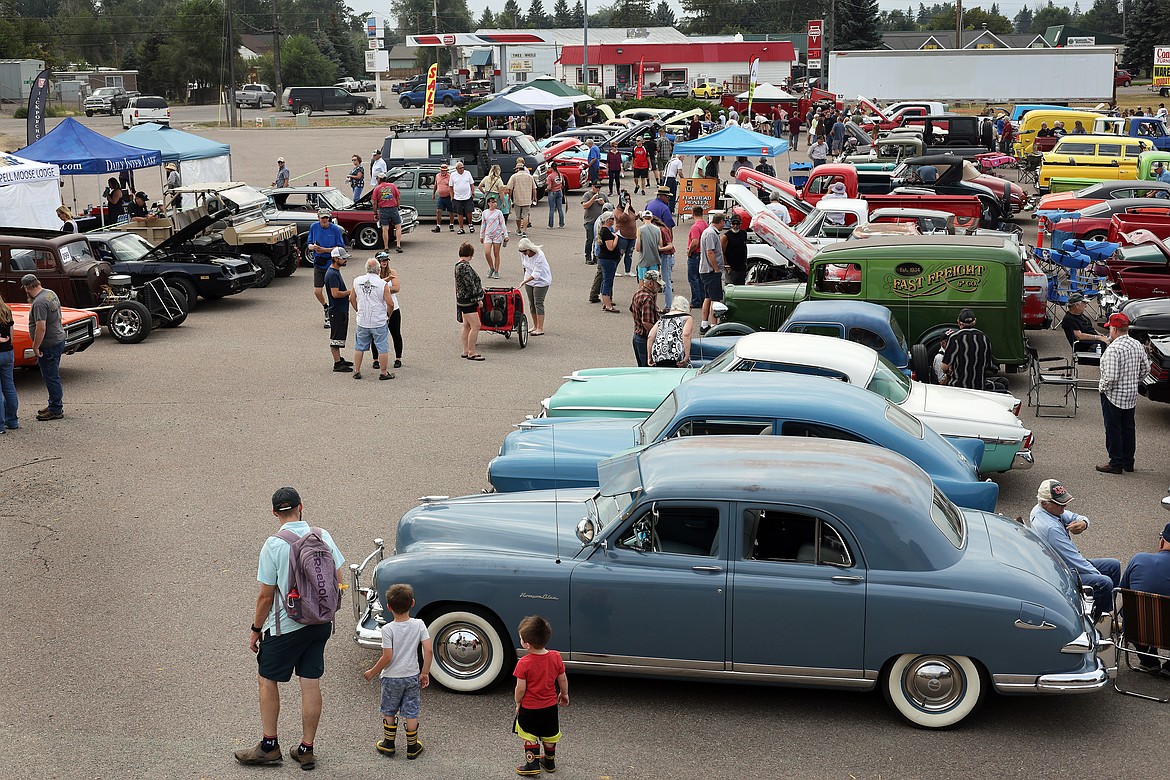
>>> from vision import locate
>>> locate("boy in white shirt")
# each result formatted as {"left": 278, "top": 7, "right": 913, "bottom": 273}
{"left": 363, "top": 584, "right": 433, "bottom": 759}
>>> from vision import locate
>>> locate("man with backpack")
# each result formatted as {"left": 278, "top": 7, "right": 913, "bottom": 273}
{"left": 235, "top": 487, "right": 346, "bottom": 770}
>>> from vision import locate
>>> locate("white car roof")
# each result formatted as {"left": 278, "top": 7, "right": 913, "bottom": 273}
{"left": 731, "top": 332, "right": 878, "bottom": 382}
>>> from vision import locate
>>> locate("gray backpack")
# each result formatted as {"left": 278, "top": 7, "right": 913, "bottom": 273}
{"left": 273, "top": 528, "right": 339, "bottom": 634}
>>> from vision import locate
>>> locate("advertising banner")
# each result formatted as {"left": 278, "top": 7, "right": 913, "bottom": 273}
{"left": 1154, "top": 46, "right": 1170, "bottom": 88}
{"left": 807, "top": 20, "right": 824, "bottom": 70}
{"left": 26, "top": 69, "right": 51, "bottom": 145}
{"left": 675, "top": 177, "right": 718, "bottom": 217}
{"left": 424, "top": 63, "right": 438, "bottom": 118}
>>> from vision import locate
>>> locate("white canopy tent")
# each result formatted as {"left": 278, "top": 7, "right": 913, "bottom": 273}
{"left": 734, "top": 83, "right": 799, "bottom": 102}
{"left": 505, "top": 87, "right": 578, "bottom": 111}
{"left": 0, "top": 153, "right": 62, "bottom": 229}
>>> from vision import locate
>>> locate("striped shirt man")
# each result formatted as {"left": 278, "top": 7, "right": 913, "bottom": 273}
{"left": 941, "top": 324, "right": 994, "bottom": 390}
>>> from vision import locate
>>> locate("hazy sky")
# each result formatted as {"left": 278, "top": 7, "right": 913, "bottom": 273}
{"left": 350, "top": 1, "right": 1079, "bottom": 29}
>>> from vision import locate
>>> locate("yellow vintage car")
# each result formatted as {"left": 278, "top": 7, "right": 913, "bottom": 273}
{"left": 1014, "top": 109, "right": 1105, "bottom": 155}
{"left": 690, "top": 81, "right": 723, "bottom": 99}
{"left": 1038, "top": 134, "right": 1154, "bottom": 192}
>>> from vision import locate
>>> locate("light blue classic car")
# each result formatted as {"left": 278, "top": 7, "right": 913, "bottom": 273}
{"left": 491, "top": 373, "right": 1000, "bottom": 511}
{"left": 350, "top": 437, "right": 1110, "bottom": 729}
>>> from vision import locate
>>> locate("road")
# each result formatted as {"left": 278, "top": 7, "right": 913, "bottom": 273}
{"left": 1, "top": 121, "right": 1168, "bottom": 779}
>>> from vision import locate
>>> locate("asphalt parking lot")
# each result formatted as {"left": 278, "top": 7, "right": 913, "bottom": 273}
{"left": 3, "top": 119, "right": 1169, "bottom": 779}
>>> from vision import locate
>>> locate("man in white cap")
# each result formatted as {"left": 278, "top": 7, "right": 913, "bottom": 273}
{"left": 509, "top": 159, "right": 536, "bottom": 237}
{"left": 370, "top": 148, "right": 387, "bottom": 181}
{"left": 1028, "top": 479, "right": 1120, "bottom": 619}
{"left": 273, "top": 157, "right": 290, "bottom": 188}
{"left": 323, "top": 247, "right": 355, "bottom": 373}
{"left": 164, "top": 162, "right": 182, "bottom": 209}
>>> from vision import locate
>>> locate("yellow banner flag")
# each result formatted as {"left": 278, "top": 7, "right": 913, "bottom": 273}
{"left": 424, "top": 63, "right": 438, "bottom": 118}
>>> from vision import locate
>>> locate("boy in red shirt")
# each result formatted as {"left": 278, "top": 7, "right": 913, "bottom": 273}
{"left": 512, "top": 615, "right": 569, "bottom": 776}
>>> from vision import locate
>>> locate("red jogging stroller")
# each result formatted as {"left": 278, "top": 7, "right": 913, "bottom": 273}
{"left": 478, "top": 287, "right": 529, "bottom": 348}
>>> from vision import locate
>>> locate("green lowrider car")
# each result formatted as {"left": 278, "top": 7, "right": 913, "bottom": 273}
{"left": 541, "top": 333, "right": 1032, "bottom": 474}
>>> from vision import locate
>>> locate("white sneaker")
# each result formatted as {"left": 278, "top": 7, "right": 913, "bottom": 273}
{"left": 614, "top": 271, "right": 624, "bottom": 277}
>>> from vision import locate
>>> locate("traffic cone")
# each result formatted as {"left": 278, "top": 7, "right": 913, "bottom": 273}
{"left": 324, "top": 166, "right": 330, "bottom": 186}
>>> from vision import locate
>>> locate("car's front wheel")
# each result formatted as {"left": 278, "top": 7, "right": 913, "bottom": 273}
{"left": 107, "top": 300, "right": 153, "bottom": 344}
{"left": 424, "top": 608, "right": 511, "bottom": 692}
{"left": 356, "top": 224, "right": 382, "bottom": 249}
{"left": 882, "top": 653, "right": 985, "bottom": 729}
{"left": 250, "top": 250, "right": 276, "bottom": 288}
{"left": 354, "top": 101, "right": 368, "bottom": 115}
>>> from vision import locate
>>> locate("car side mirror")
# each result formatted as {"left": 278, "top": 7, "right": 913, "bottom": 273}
{"left": 576, "top": 517, "right": 599, "bottom": 545}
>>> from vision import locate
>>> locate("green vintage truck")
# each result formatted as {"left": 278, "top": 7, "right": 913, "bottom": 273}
{"left": 721, "top": 234, "right": 1029, "bottom": 378}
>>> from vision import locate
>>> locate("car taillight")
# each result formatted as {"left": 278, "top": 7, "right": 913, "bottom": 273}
{"left": 1013, "top": 401, "right": 1022, "bottom": 416}
{"left": 1152, "top": 363, "right": 1169, "bottom": 380}
{"left": 1023, "top": 432, "right": 1033, "bottom": 449}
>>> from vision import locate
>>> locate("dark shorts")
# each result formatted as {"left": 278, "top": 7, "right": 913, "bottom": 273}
{"left": 700, "top": 271, "right": 724, "bottom": 301}
{"left": 378, "top": 206, "right": 402, "bottom": 226}
{"left": 329, "top": 306, "right": 349, "bottom": 346}
{"left": 313, "top": 265, "right": 329, "bottom": 287}
{"left": 256, "top": 622, "right": 332, "bottom": 682}
{"left": 514, "top": 704, "right": 561, "bottom": 743}
{"left": 456, "top": 302, "right": 480, "bottom": 316}
{"left": 633, "top": 168, "right": 649, "bottom": 180}
{"left": 453, "top": 198, "right": 474, "bottom": 216}
{"left": 436, "top": 196, "right": 454, "bottom": 212}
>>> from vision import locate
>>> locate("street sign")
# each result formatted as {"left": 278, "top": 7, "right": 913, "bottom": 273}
{"left": 369, "top": 38, "right": 384, "bottom": 50}
{"left": 807, "top": 19, "right": 823, "bottom": 66}
{"left": 365, "top": 50, "right": 389, "bottom": 73}
{"left": 366, "top": 15, "right": 384, "bottom": 39}
{"left": 1067, "top": 36, "right": 1095, "bottom": 46}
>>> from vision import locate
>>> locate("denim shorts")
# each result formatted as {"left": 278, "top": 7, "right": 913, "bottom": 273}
{"left": 700, "top": 271, "right": 724, "bottom": 301}
{"left": 380, "top": 675, "right": 422, "bottom": 719}
{"left": 355, "top": 324, "right": 389, "bottom": 354}
{"left": 436, "top": 196, "right": 454, "bottom": 211}
{"left": 378, "top": 207, "right": 402, "bottom": 226}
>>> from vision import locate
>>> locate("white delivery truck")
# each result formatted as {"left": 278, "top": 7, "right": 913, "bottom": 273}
{"left": 828, "top": 47, "right": 1117, "bottom": 104}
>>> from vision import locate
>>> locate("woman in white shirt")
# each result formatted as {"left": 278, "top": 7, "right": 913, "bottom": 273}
{"left": 517, "top": 237, "right": 552, "bottom": 336}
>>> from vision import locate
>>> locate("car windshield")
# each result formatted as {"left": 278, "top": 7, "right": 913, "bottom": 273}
{"left": 317, "top": 189, "right": 353, "bottom": 209}
{"left": 697, "top": 346, "right": 741, "bottom": 375}
{"left": 511, "top": 135, "right": 539, "bottom": 155}
{"left": 865, "top": 356, "right": 911, "bottom": 403}
{"left": 930, "top": 486, "right": 966, "bottom": 548}
{"left": 60, "top": 241, "right": 96, "bottom": 265}
{"left": 218, "top": 184, "right": 268, "bottom": 210}
{"left": 638, "top": 392, "right": 678, "bottom": 445}
{"left": 105, "top": 233, "right": 154, "bottom": 261}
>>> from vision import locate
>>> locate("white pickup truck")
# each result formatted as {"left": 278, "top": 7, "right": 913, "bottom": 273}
{"left": 121, "top": 95, "right": 170, "bottom": 128}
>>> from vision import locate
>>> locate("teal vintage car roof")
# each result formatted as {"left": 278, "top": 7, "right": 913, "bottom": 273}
{"left": 632, "top": 435, "right": 959, "bottom": 571}
{"left": 552, "top": 370, "right": 690, "bottom": 412}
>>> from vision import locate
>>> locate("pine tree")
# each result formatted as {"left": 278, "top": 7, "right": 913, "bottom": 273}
{"left": 1079, "top": 0, "right": 1123, "bottom": 35}
{"left": 1123, "top": 0, "right": 1170, "bottom": 74}
{"left": 527, "top": 0, "right": 548, "bottom": 27}
{"left": 500, "top": 0, "right": 524, "bottom": 27}
{"left": 652, "top": 0, "right": 675, "bottom": 26}
{"left": 572, "top": 0, "right": 584, "bottom": 25}
{"left": 836, "top": 0, "right": 884, "bottom": 49}
{"left": 552, "top": 0, "right": 571, "bottom": 25}
{"left": 478, "top": 7, "right": 495, "bottom": 28}
{"left": 1013, "top": 6, "right": 1033, "bottom": 33}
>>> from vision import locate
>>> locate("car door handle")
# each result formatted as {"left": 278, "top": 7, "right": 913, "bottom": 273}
{"left": 831, "top": 575, "right": 865, "bottom": 584}
{"left": 692, "top": 565, "right": 723, "bottom": 573}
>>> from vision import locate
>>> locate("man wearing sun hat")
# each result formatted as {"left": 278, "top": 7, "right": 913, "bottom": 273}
{"left": 1028, "top": 479, "right": 1121, "bottom": 619}
{"left": 164, "top": 162, "right": 182, "bottom": 209}
{"left": 1097, "top": 312, "right": 1151, "bottom": 474}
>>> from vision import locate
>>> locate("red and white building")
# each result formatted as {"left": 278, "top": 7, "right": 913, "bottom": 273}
{"left": 556, "top": 41, "right": 797, "bottom": 93}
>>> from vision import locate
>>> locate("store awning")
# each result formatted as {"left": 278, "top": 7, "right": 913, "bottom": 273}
{"left": 469, "top": 49, "right": 493, "bottom": 67}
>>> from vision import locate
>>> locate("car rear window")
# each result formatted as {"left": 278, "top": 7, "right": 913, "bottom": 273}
{"left": 930, "top": 486, "right": 966, "bottom": 548}
{"left": 883, "top": 401, "right": 923, "bottom": 439}
{"left": 136, "top": 97, "right": 167, "bottom": 109}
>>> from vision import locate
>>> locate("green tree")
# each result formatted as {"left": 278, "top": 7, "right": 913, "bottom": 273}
{"left": 928, "top": 5, "right": 1012, "bottom": 34}
{"left": 499, "top": 0, "right": 524, "bottom": 27}
{"left": 836, "top": 0, "right": 884, "bottom": 49}
{"left": 135, "top": 34, "right": 168, "bottom": 96}
{"left": 1079, "top": 0, "right": 1123, "bottom": 34}
{"left": 652, "top": 0, "right": 675, "bottom": 26}
{"left": 1123, "top": 0, "right": 1170, "bottom": 73}
{"left": 162, "top": 0, "right": 236, "bottom": 94}
{"left": 279, "top": 33, "right": 339, "bottom": 85}
{"left": 1013, "top": 6, "right": 1033, "bottom": 32}
{"left": 527, "top": 0, "right": 548, "bottom": 27}
{"left": 880, "top": 9, "right": 917, "bottom": 30}
{"left": 478, "top": 8, "right": 496, "bottom": 27}
{"left": 572, "top": 0, "right": 584, "bottom": 24}
{"left": 610, "top": 0, "right": 651, "bottom": 27}
{"left": 1030, "top": 1, "right": 1074, "bottom": 33}
{"left": 553, "top": 0, "right": 572, "bottom": 25}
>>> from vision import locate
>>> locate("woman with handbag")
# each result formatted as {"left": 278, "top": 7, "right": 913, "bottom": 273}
{"left": 455, "top": 242, "right": 485, "bottom": 361}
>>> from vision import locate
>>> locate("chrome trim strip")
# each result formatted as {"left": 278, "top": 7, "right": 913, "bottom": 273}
{"left": 992, "top": 659, "right": 1110, "bottom": 694}
{"left": 562, "top": 658, "right": 878, "bottom": 689}
{"left": 1060, "top": 630, "right": 1092, "bottom": 653}
{"left": 546, "top": 406, "right": 655, "bottom": 413}
{"left": 1014, "top": 619, "right": 1056, "bottom": 630}
{"left": 567, "top": 652, "right": 723, "bottom": 671}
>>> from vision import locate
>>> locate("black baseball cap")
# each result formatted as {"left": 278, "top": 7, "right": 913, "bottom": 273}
{"left": 272, "top": 486, "right": 301, "bottom": 512}
{"left": 957, "top": 308, "right": 977, "bottom": 324}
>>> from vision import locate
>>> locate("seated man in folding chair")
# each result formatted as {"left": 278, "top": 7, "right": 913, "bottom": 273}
{"left": 1060, "top": 292, "right": 1110, "bottom": 356}
{"left": 1120, "top": 522, "right": 1170, "bottom": 676}
{"left": 1028, "top": 479, "right": 1121, "bottom": 621}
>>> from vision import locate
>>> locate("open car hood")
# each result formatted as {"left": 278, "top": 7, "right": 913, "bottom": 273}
{"left": 148, "top": 208, "right": 233, "bottom": 256}
{"left": 724, "top": 183, "right": 816, "bottom": 272}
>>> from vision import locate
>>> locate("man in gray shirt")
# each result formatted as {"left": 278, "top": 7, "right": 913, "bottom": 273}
{"left": 581, "top": 182, "right": 604, "bottom": 264}
{"left": 634, "top": 210, "right": 662, "bottom": 278}
{"left": 23, "top": 274, "right": 66, "bottom": 420}
{"left": 698, "top": 213, "right": 726, "bottom": 333}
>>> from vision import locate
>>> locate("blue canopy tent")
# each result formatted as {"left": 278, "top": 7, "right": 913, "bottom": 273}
{"left": 19, "top": 117, "right": 162, "bottom": 223}
{"left": 466, "top": 96, "right": 536, "bottom": 117}
{"left": 112, "top": 124, "right": 231, "bottom": 184}
{"left": 672, "top": 124, "right": 789, "bottom": 157}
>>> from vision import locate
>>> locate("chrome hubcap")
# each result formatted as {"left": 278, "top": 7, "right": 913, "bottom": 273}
{"left": 435, "top": 623, "right": 490, "bottom": 679}
{"left": 110, "top": 308, "right": 142, "bottom": 338}
{"left": 903, "top": 656, "right": 964, "bottom": 712}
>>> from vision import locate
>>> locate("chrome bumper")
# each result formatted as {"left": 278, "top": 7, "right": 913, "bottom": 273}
{"left": 349, "top": 539, "right": 386, "bottom": 648}
{"left": 993, "top": 657, "right": 1111, "bottom": 694}
{"left": 1012, "top": 449, "right": 1034, "bottom": 470}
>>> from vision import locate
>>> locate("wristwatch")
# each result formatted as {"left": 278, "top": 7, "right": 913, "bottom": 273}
{"left": 251, "top": 624, "right": 263, "bottom": 633}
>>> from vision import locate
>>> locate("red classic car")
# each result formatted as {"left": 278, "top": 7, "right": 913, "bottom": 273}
{"left": 1036, "top": 180, "right": 1170, "bottom": 213}
{"left": 1104, "top": 230, "right": 1170, "bottom": 302}
{"left": 9, "top": 303, "right": 100, "bottom": 368}
{"left": 1041, "top": 198, "right": 1170, "bottom": 244}
{"left": 1109, "top": 213, "right": 1170, "bottom": 244}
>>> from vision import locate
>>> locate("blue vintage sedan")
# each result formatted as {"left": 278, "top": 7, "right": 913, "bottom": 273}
{"left": 489, "top": 373, "right": 999, "bottom": 512}
{"left": 350, "top": 437, "right": 1110, "bottom": 729}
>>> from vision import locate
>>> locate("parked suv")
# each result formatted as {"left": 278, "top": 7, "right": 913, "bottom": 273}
{"left": 282, "top": 86, "right": 372, "bottom": 116}
{"left": 236, "top": 83, "right": 276, "bottom": 108}
{"left": 121, "top": 95, "right": 170, "bottom": 128}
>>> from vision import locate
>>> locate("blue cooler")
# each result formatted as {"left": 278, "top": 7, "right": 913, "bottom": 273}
{"left": 790, "top": 162, "right": 812, "bottom": 189}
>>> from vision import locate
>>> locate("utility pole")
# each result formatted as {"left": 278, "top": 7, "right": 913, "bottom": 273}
{"left": 826, "top": 0, "right": 834, "bottom": 83}
{"left": 583, "top": 0, "right": 589, "bottom": 97}
{"left": 434, "top": 0, "right": 440, "bottom": 71}
{"left": 226, "top": 0, "right": 237, "bottom": 127}
{"left": 272, "top": 0, "right": 282, "bottom": 97}
{"left": 955, "top": 0, "right": 963, "bottom": 50}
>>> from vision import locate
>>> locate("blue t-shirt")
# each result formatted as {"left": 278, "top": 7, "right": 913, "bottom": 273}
{"left": 646, "top": 197, "right": 675, "bottom": 230}
{"left": 587, "top": 144, "right": 601, "bottom": 169}
{"left": 1121, "top": 550, "right": 1170, "bottom": 595}
{"left": 257, "top": 520, "right": 346, "bottom": 634}
{"left": 323, "top": 266, "right": 348, "bottom": 312}
{"left": 307, "top": 222, "right": 346, "bottom": 267}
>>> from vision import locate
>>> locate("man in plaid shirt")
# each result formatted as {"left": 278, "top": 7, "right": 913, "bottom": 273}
{"left": 629, "top": 269, "right": 662, "bottom": 367}
{"left": 1097, "top": 313, "right": 1151, "bottom": 474}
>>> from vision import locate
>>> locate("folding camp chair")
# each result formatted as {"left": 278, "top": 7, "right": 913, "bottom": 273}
{"left": 1112, "top": 588, "right": 1170, "bottom": 702}
{"left": 1026, "top": 346, "right": 1077, "bottom": 417}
